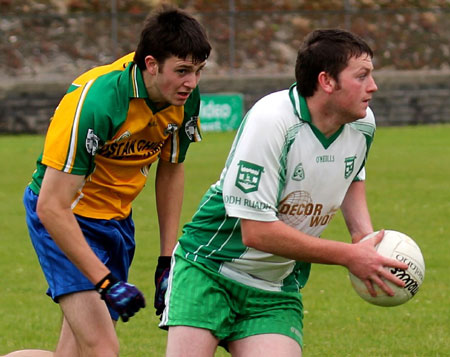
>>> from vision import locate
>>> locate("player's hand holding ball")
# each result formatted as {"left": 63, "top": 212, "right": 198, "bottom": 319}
{"left": 95, "top": 273, "right": 146, "bottom": 322}
{"left": 349, "top": 230, "right": 425, "bottom": 307}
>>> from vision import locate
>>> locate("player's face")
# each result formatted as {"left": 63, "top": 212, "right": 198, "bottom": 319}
{"left": 332, "top": 54, "right": 378, "bottom": 122}
{"left": 146, "top": 55, "right": 206, "bottom": 106}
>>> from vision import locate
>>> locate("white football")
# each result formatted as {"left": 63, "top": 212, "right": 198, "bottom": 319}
{"left": 349, "top": 230, "right": 425, "bottom": 307}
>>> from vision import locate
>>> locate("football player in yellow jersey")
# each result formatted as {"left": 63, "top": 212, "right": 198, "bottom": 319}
{"left": 6, "top": 5, "right": 211, "bottom": 357}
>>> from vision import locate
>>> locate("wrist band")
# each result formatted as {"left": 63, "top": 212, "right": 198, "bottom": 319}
{"left": 95, "top": 272, "right": 119, "bottom": 296}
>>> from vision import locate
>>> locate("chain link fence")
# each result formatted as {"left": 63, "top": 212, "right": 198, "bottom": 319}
{"left": 1, "top": 1, "right": 449, "bottom": 78}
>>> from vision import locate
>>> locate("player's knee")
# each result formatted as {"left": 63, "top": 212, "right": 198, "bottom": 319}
{"left": 79, "top": 336, "right": 119, "bottom": 357}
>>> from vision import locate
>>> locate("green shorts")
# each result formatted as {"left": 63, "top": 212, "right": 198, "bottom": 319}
{"left": 160, "top": 249, "right": 304, "bottom": 348}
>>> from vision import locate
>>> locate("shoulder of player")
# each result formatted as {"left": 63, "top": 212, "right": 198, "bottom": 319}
{"left": 244, "top": 89, "right": 292, "bottom": 119}
{"left": 348, "top": 107, "right": 376, "bottom": 138}
{"left": 256, "top": 88, "right": 291, "bottom": 109}
{"left": 231, "top": 89, "right": 299, "bottom": 147}
{"left": 58, "top": 69, "right": 131, "bottom": 143}
{"left": 68, "top": 53, "right": 134, "bottom": 93}
{"left": 245, "top": 89, "right": 297, "bottom": 128}
{"left": 73, "top": 73, "right": 125, "bottom": 126}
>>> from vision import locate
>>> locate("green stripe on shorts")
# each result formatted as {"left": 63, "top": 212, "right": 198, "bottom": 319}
{"left": 160, "top": 246, "right": 304, "bottom": 348}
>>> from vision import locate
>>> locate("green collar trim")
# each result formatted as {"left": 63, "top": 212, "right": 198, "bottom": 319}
{"left": 289, "top": 83, "right": 344, "bottom": 149}
{"left": 128, "top": 63, "right": 170, "bottom": 113}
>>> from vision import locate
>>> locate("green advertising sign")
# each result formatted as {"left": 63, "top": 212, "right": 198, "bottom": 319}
{"left": 200, "top": 93, "right": 244, "bottom": 132}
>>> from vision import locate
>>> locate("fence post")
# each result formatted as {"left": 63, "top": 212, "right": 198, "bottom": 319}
{"left": 111, "top": 0, "right": 118, "bottom": 58}
{"left": 228, "top": 0, "right": 236, "bottom": 73}
{"left": 343, "top": 0, "right": 352, "bottom": 30}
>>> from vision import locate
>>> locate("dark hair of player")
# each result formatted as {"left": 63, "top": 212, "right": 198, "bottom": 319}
{"left": 134, "top": 5, "right": 211, "bottom": 70}
{"left": 295, "top": 28, "right": 373, "bottom": 97}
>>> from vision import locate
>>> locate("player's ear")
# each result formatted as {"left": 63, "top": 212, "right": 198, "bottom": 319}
{"left": 144, "top": 55, "right": 158, "bottom": 75}
{"left": 317, "top": 71, "right": 336, "bottom": 94}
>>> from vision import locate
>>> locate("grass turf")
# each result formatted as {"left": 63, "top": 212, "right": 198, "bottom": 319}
{"left": 1, "top": 125, "right": 449, "bottom": 356}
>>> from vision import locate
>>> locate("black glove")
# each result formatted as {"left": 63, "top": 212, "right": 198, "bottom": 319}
{"left": 95, "top": 273, "right": 146, "bottom": 322}
{"left": 154, "top": 256, "right": 171, "bottom": 315}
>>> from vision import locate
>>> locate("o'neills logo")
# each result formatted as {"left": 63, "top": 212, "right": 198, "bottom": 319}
{"left": 278, "top": 190, "right": 339, "bottom": 228}
{"left": 388, "top": 253, "right": 425, "bottom": 297}
{"left": 389, "top": 267, "right": 421, "bottom": 296}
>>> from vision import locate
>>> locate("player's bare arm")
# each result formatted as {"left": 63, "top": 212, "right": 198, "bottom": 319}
{"left": 340, "top": 180, "right": 408, "bottom": 296}
{"left": 341, "top": 180, "right": 374, "bottom": 242}
{"left": 37, "top": 167, "right": 110, "bottom": 284}
{"left": 240, "top": 218, "right": 408, "bottom": 296}
{"left": 155, "top": 160, "right": 185, "bottom": 256}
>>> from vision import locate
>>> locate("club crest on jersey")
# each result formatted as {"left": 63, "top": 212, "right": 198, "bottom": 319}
{"left": 85, "top": 128, "right": 100, "bottom": 156}
{"left": 185, "top": 116, "right": 200, "bottom": 141}
{"left": 164, "top": 123, "right": 178, "bottom": 135}
{"left": 292, "top": 163, "right": 305, "bottom": 181}
{"left": 344, "top": 156, "right": 356, "bottom": 179}
{"left": 235, "top": 160, "right": 264, "bottom": 193}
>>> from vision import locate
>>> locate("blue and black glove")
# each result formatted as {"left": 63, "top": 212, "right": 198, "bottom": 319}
{"left": 154, "top": 256, "right": 171, "bottom": 316}
{"left": 95, "top": 273, "right": 146, "bottom": 322}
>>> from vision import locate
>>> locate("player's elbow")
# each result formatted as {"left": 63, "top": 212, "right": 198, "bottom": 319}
{"left": 240, "top": 219, "right": 269, "bottom": 249}
{"left": 241, "top": 233, "right": 259, "bottom": 249}
{"left": 36, "top": 194, "right": 58, "bottom": 225}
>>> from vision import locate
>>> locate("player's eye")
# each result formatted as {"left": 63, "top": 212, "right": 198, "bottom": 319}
{"left": 196, "top": 68, "right": 203, "bottom": 76}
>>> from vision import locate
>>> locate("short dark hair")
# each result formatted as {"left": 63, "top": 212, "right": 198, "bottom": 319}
{"left": 134, "top": 5, "right": 211, "bottom": 70}
{"left": 295, "top": 29, "right": 373, "bottom": 97}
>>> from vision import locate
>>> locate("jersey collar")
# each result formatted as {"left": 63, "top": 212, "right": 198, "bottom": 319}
{"left": 127, "top": 63, "right": 172, "bottom": 113}
{"left": 127, "top": 63, "right": 148, "bottom": 99}
{"left": 289, "top": 83, "right": 344, "bottom": 149}
{"left": 289, "top": 83, "right": 311, "bottom": 123}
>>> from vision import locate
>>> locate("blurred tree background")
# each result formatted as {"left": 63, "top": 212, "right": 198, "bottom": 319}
{"left": 0, "top": 0, "right": 449, "bottom": 77}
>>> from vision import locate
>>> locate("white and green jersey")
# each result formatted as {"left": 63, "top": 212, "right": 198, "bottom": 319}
{"left": 178, "top": 84, "right": 376, "bottom": 292}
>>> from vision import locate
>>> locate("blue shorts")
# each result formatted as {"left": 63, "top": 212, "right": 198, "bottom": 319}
{"left": 23, "top": 186, "right": 136, "bottom": 320}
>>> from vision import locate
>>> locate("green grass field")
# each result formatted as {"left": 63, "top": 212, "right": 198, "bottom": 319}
{"left": 1, "top": 125, "right": 449, "bottom": 356}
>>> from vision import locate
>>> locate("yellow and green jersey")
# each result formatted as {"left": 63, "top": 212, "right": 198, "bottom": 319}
{"left": 29, "top": 53, "right": 202, "bottom": 220}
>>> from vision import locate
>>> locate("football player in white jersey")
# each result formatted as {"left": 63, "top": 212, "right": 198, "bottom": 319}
{"left": 162, "top": 29, "right": 409, "bottom": 357}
